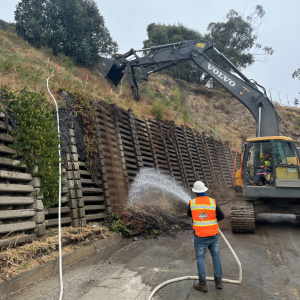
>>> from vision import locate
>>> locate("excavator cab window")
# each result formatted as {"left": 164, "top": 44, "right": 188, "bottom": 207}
{"left": 273, "top": 141, "right": 300, "bottom": 186}
{"left": 273, "top": 141, "right": 299, "bottom": 165}
{"left": 245, "top": 141, "right": 272, "bottom": 186}
{"left": 245, "top": 140, "right": 300, "bottom": 187}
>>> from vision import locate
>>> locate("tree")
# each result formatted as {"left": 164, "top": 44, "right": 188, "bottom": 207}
{"left": 203, "top": 5, "right": 274, "bottom": 86}
{"left": 15, "top": 0, "right": 118, "bottom": 65}
{"left": 143, "top": 23, "right": 204, "bottom": 83}
{"left": 143, "top": 5, "right": 274, "bottom": 86}
{"left": 292, "top": 68, "right": 300, "bottom": 80}
{"left": 292, "top": 69, "right": 300, "bottom": 107}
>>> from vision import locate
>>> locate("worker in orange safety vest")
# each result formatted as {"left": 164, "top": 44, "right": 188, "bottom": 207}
{"left": 187, "top": 181, "right": 225, "bottom": 292}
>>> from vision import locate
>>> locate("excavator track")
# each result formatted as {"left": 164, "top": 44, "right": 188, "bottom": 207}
{"left": 230, "top": 196, "right": 255, "bottom": 233}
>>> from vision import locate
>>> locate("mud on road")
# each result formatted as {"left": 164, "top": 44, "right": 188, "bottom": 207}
{"left": 5, "top": 203, "right": 300, "bottom": 300}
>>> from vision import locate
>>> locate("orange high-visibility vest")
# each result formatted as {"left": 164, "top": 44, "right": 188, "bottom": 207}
{"left": 190, "top": 196, "right": 218, "bottom": 237}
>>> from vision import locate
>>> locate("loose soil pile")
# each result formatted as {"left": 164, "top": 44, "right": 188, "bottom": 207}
{"left": 0, "top": 224, "right": 111, "bottom": 282}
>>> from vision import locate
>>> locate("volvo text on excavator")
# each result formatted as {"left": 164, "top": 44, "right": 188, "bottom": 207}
{"left": 98, "top": 39, "right": 300, "bottom": 233}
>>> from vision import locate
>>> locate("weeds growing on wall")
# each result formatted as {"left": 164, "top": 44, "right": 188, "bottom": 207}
{"left": 1, "top": 86, "right": 60, "bottom": 208}
{"left": 59, "top": 89, "right": 101, "bottom": 183}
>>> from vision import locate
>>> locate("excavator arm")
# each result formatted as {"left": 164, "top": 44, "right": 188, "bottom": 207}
{"left": 99, "top": 39, "right": 280, "bottom": 137}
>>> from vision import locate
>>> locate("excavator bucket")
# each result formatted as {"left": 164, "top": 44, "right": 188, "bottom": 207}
{"left": 98, "top": 58, "right": 124, "bottom": 87}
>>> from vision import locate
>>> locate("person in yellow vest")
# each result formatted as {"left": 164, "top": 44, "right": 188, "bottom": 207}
{"left": 249, "top": 150, "right": 272, "bottom": 186}
{"left": 187, "top": 181, "right": 225, "bottom": 292}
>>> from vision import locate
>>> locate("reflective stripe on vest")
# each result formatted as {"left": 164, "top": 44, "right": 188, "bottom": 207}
{"left": 193, "top": 219, "right": 218, "bottom": 226}
{"left": 265, "top": 160, "right": 271, "bottom": 166}
{"left": 190, "top": 197, "right": 216, "bottom": 210}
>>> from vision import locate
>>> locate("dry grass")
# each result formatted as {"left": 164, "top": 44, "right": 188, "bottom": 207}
{"left": 0, "top": 224, "right": 111, "bottom": 282}
{"left": 0, "top": 28, "right": 299, "bottom": 149}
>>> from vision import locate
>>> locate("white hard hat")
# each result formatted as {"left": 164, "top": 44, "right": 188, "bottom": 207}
{"left": 192, "top": 181, "right": 208, "bottom": 193}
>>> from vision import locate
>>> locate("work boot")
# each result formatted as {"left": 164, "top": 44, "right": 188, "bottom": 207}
{"left": 215, "top": 281, "right": 223, "bottom": 289}
{"left": 194, "top": 283, "right": 208, "bottom": 292}
{"left": 248, "top": 180, "right": 255, "bottom": 186}
{"left": 257, "top": 181, "right": 263, "bottom": 186}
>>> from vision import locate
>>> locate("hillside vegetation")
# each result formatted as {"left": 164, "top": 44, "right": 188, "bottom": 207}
{"left": 0, "top": 27, "right": 299, "bottom": 150}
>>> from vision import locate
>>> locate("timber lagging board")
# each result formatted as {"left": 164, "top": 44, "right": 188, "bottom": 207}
{"left": 92, "top": 101, "right": 236, "bottom": 191}
{"left": 92, "top": 101, "right": 236, "bottom": 195}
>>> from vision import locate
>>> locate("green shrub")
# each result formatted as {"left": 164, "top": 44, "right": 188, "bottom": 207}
{"left": 17, "top": 66, "right": 44, "bottom": 84}
{"left": 295, "top": 115, "right": 300, "bottom": 126}
{"left": 285, "top": 112, "right": 292, "bottom": 120}
{"left": 212, "top": 123, "right": 220, "bottom": 140}
{"left": 107, "top": 213, "right": 133, "bottom": 237}
{"left": 104, "top": 95, "right": 113, "bottom": 104}
{"left": 171, "top": 86, "right": 185, "bottom": 110}
{"left": 146, "top": 86, "right": 155, "bottom": 99}
{"left": 62, "top": 58, "right": 76, "bottom": 70}
{"left": 194, "top": 124, "right": 201, "bottom": 132}
{"left": 182, "top": 108, "right": 191, "bottom": 125}
{"left": 150, "top": 229, "right": 160, "bottom": 235}
{"left": 2, "top": 86, "right": 61, "bottom": 208}
{"left": 22, "top": 262, "right": 29, "bottom": 269}
{"left": 0, "top": 57, "right": 15, "bottom": 71}
{"left": 150, "top": 101, "right": 166, "bottom": 120}
{"left": 171, "top": 224, "right": 181, "bottom": 230}
{"left": 146, "top": 86, "right": 169, "bottom": 105}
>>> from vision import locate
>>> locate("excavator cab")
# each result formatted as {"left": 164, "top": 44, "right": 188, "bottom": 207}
{"left": 231, "top": 137, "right": 300, "bottom": 233}
{"left": 233, "top": 137, "right": 300, "bottom": 196}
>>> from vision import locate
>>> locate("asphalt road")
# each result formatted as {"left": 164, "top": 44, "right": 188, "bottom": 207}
{"left": 6, "top": 204, "right": 300, "bottom": 300}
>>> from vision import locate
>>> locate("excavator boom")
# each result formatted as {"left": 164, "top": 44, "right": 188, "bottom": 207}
{"left": 98, "top": 39, "right": 280, "bottom": 137}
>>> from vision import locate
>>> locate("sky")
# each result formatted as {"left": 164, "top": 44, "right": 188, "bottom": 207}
{"left": 1, "top": 0, "right": 299, "bottom": 106}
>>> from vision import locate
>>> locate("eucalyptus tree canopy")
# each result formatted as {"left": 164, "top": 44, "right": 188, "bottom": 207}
{"left": 203, "top": 5, "right": 274, "bottom": 85}
{"left": 143, "top": 5, "right": 274, "bottom": 86}
{"left": 143, "top": 23, "right": 204, "bottom": 83}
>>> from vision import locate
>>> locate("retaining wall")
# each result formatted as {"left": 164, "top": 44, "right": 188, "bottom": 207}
{"left": 0, "top": 93, "right": 237, "bottom": 245}
{"left": 0, "top": 112, "right": 46, "bottom": 245}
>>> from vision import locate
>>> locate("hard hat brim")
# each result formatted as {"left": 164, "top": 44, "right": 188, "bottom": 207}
{"left": 192, "top": 186, "right": 208, "bottom": 193}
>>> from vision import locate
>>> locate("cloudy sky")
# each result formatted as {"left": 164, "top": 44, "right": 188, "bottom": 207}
{"left": 1, "top": 0, "right": 299, "bottom": 106}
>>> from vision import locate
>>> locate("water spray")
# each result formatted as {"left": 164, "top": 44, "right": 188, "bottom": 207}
{"left": 129, "top": 169, "right": 242, "bottom": 300}
{"left": 128, "top": 168, "right": 191, "bottom": 204}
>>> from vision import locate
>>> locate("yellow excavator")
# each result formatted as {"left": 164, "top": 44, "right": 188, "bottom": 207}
{"left": 98, "top": 39, "right": 300, "bottom": 233}
{"left": 232, "top": 136, "right": 300, "bottom": 233}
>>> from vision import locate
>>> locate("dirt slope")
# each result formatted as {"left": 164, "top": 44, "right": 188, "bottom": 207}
{"left": 0, "top": 27, "right": 299, "bottom": 149}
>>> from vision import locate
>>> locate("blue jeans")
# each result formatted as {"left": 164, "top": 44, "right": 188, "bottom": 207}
{"left": 254, "top": 168, "right": 271, "bottom": 183}
{"left": 253, "top": 169, "right": 262, "bottom": 183}
{"left": 194, "top": 234, "right": 222, "bottom": 285}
